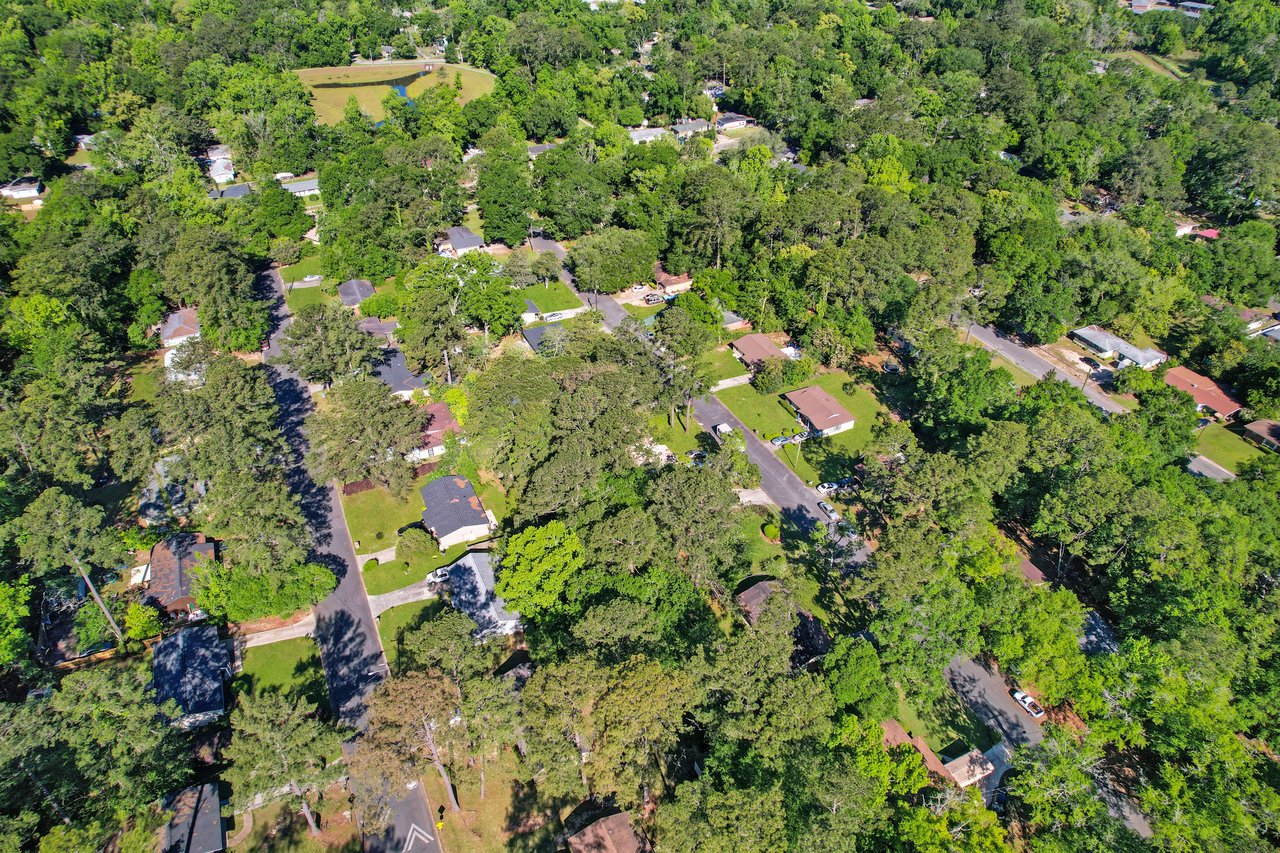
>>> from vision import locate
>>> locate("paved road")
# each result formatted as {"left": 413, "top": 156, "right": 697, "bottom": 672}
{"left": 965, "top": 325, "right": 1127, "bottom": 415}
{"left": 263, "top": 271, "right": 442, "bottom": 853}
{"left": 1186, "top": 453, "right": 1235, "bottom": 481}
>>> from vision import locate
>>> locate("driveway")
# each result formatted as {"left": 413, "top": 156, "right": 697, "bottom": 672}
{"left": 965, "top": 325, "right": 1126, "bottom": 416}
{"left": 944, "top": 656, "right": 1044, "bottom": 749}
{"left": 263, "top": 270, "right": 442, "bottom": 853}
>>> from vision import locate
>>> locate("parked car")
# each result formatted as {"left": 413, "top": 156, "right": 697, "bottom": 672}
{"left": 770, "top": 435, "right": 790, "bottom": 447}
{"left": 1012, "top": 690, "right": 1046, "bottom": 719}
{"left": 817, "top": 501, "right": 841, "bottom": 521}
{"left": 302, "top": 274, "right": 322, "bottom": 283}
{"left": 817, "top": 482, "right": 838, "bottom": 494}
{"left": 631, "top": 284, "right": 648, "bottom": 292}
{"left": 883, "top": 360, "right": 901, "bottom": 374}
{"left": 714, "top": 423, "right": 734, "bottom": 435}
{"left": 686, "top": 450, "right": 707, "bottom": 460}
{"left": 790, "top": 431, "right": 812, "bottom": 443}
{"left": 644, "top": 294, "right": 666, "bottom": 305}
{"left": 1083, "top": 357, "right": 1101, "bottom": 370}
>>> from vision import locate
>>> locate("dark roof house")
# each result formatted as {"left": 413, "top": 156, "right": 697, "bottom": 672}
{"left": 420, "top": 476, "right": 493, "bottom": 550}
{"left": 735, "top": 580, "right": 831, "bottom": 664}
{"left": 146, "top": 534, "right": 217, "bottom": 614}
{"left": 152, "top": 625, "right": 230, "bottom": 729}
{"left": 161, "top": 782, "right": 225, "bottom": 853}
{"left": 566, "top": 812, "right": 649, "bottom": 853}
{"left": 522, "top": 321, "right": 566, "bottom": 352}
{"left": 207, "top": 184, "right": 253, "bottom": 200}
{"left": 338, "top": 279, "right": 375, "bottom": 307}
{"left": 373, "top": 349, "right": 427, "bottom": 397}
{"left": 442, "top": 226, "right": 484, "bottom": 255}
{"left": 358, "top": 317, "right": 399, "bottom": 343}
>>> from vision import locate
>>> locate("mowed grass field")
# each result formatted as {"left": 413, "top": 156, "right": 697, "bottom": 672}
{"left": 295, "top": 63, "right": 496, "bottom": 124}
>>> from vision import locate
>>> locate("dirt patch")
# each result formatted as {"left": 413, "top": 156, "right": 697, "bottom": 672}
{"left": 227, "top": 609, "right": 314, "bottom": 637}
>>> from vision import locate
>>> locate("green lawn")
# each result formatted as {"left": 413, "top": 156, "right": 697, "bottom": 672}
{"left": 648, "top": 410, "right": 707, "bottom": 457}
{"left": 521, "top": 280, "right": 583, "bottom": 314}
{"left": 462, "top": 206, "right": 484, "bottom": 239}
{"left": 280, "top": 255, "right": 327, "bottom": 283}
{"left": 377, "top": 599, "right": 443, "bottom": 674}
{"left": 895, "top": 688, "right": 999, "bottom": 761}
{"left": 340, "top": 474, "right": 437, "bottom": 552}
{"left": 285, "top": 284, "right": 331, "bottom": 313}
{"left": 363, "top": 542, "right": 467, "bottom": 597}
{"left": 992, "top": 354, "right": 1039, "bottom": 388}
{"left": 296, "top": 63, "right": 496, "bottom": 125}
{"left": 717, "top": 371, "right": 883, "bottom": 485}
{"left": 624, "top": 303, "right": 665, "bottom": 320}
{"left": 702, "top": 346, "right": 748, "bottom": 384}
{"left": 228, "top": 784, "right": 358, "bottom": 852}
{"left": 127, "top": 355, "right": 164, "bottom": 403}
{"left": 1197, "top": 422, "right": 1264, "bottom": 473}
{"left": 233, "top": 637, "right": 328, "bottom": 707}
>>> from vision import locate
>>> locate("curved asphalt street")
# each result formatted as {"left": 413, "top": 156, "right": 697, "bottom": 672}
{"left": 263, "top": 273, "right": 441, "bottom": 853}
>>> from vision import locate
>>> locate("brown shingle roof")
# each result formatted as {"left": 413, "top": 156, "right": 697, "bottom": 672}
{"left": 735, "top": 580, "right": 774, "bottom": 625}
{"left": 420, "top": 401, "right": 460, "bottom": 453}
{"left": 566, "top": 813, "right": 648, "bottom": 853}
{"left": 784, "top": 386, "right": 854, "bottom": 431}
{"left": 147, "top": 534, "right": 216, "bottom": 613}
{"left": 159, "top": 308, "right": 200, "bottom": 345}
{"left": 1244, "top": 419, "right": 1280, "bottom": 446}
{"left": 1163, "top": 366, "right": 1242, "bottom": 417}
{"left": 730, "top": 334, "right": 785, "bottom": 368}
{"left": 881, "top": 720, "right": 950, "bottom": 779}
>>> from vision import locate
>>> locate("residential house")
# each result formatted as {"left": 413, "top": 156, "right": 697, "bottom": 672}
{"left": 1164, "top": 365, "right": 1242, "bottom": 419}
{"left": 730, "top": 333, "right": 786, "bottom": 369}
{"left": 420, "top": 476, "right": 495, "bottom": 550}
{"left": 374, "top": 350, "right": 428, "bottom": 399}
{"left": 144, "top": 533, "right": 217, "bottom": 616}
{"left": 73, "top": 133, "right": 97, "bottom": 151}
{"left": 522, "top": 321, "right": 567, "bottom": 353}
{"left": 1069, "top": 325, "right": 1167, "bottom": 370}
{"left": 430, "top": 551, "right": 520, "bottom": 636}
{"left": 882, "top": 720, "right": 951, "bottom": 779}
{"left": 204, "top": 145, "right": 234, "bottom": 184}
{"left": 207, "top": 184, "right": 253, "bottom": 200}
{"left": 160, "top": 308, "right": 201, "bottom": 349}
{"left": 1174, "top": 218, "right": 1200, "bottom": 237}
{"left": 722, "top": 309, "right": 750, "bottom": 331}
{"left": 943, "top": 750, "right": 996, "bottom": 789}
{"left": 358, "top": 317, "right": 398, "bottom": 344}
{"left": 0, "top": 176, "right": 42, "bottom": 200}
{"left": 702, "top": 81, "right": 727, "bottom": 100}
{"left": 566, "top": 812, "right": 649, "bottom": 853}
{"left": 280, "top": 177, "right": 320, "bottom": 198}
{"left": 438, "top": 226, "right": 485, "bottom": 257}
{"left": 527, "top": 142, "right": 559, "bottom": 158}
{"left": 672, "top": 118, "right": 711, "bottom": 138}
{"left": 1244, "top": 419, "right": 1280, "bottom": 452}
{"left": 151, "top": 625, "right": 231, "bottom": 729}
{"left": 406, "top": 401, "right": 460, "bottom": 463}
{"left": 715, "top": 112, "right": 752, "bottom": 131}
{"left": 653, "top": 263, "right": 692, "bottom": 294}
{"left": 627, "top": 127, "right": 671, "bottom": 145}
{"left": 338, "top": 279, "right": 375, "bottom": 308}
{"left": 161, "top": 782, "right": 225, "bottom": 853}
{"left": 735, "top": 580, "right": 832, "bottom": 664}
{"left": 1201, "top": 295, "right": 1279, "bottom": 336}
{"left": 1192, "top": 227, "right": 1221, "bottom": 240}
{"left": 784, "top": 385, "right": 856, "bottom": 436}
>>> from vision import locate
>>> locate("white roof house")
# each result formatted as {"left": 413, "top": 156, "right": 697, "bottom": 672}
{"left": 628, "top": 127, "right": 671, "bottom": 145}
{"left": 205, "top": 145, "right": 234, "bottom": 184}
{"left": 0, "top": 176, "right": 42, "bottom": 200}
{"left": 280, "top": 177, "right": 320, "bottom": 197}
{"left": 1070, "top": 325, "right": 1167, "bottom": 370}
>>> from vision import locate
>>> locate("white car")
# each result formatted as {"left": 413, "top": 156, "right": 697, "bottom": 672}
{"left": 544, "top": 312, "right": 564, "bottom": 321}
{"left": 714, "top": 423, "right": 734, "bottom": 435}
{"left": 302, "top": 274, "right": 322, "bottom": 283}
{"left": 817, "top": 501, "right": 841, "bottom": 521}
{"left": 817, "top": 482, "right": 838, "bottom": 494}
{"left": 631, "top": 284, "right": 648, "bottom": 292}
{"left": 1012, "top": 690, "right": 1046, "bottom": 719}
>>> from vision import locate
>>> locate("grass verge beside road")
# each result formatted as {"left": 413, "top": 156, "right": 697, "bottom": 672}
{"left": 363, "top": 543, "right": 467, "bottom": 596}
{"left": 233, "top": 637, "right": 328, "bottom": 707}
{"left": 340, "top": 474, "right": 437, "bottom": 551}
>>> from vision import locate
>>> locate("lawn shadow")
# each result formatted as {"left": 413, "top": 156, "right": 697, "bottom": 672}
{"left": 504, "top": 778, "right": 570, "bottom": 853}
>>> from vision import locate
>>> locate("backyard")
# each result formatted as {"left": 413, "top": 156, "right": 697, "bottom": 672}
{"left": 648, "top": 410, "right": 707, "bottom": 457}
{"left": 717, "top": 370, "right": 883, "bottom": 484}
{"left": 521, "top": 280, "right": 583, "bottom": 314}
{"left": 233, "top": 637, "right": 328, "bottom": 708}
{"left": 295, "top": 62, "right": 496, "bottom": 124}
{"left": 1197, "top": 422, "right": 1264, "bottom": 473}
{"left": 127, "top": 353, "right": 164, "bottom": 403}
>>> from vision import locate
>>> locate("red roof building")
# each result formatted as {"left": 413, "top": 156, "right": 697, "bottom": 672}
{"left": 783, "top": 386, "right": 855, "bottom": 436}
{"left": 729, "top": 333, "right": 786, "bottom": 369}
{"left": 1163, "top": 366, "right": 1242, "bottom": 418}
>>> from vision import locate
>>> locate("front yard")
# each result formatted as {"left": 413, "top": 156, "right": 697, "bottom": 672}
{"left": 1197, "top": 422, "right": 1264, "bottom": 473}
{"left": 522, "top": 280, "right": 583, "bottom": 314}
{"left": 376, "top": 599, "right": 444, "bottom": 674}
{"left": 895, "top": 688, "right": 999, "bottom": 762}
{"left": 339, "top": 473, "right": 439, "bottom": 552}
{"left": 717, "top": 370, "right": 883, "bottom": 485}
{"left": 648, "top": 410, "right": 707, "bottom": 457}
{"left": 363, "top": 542, "right": 468, "bottom": 597}
{"left": 233, "top": 637, "right": 328, "bottom": 708}
{"left": 284, "top": 284, "right": 332, "bottom": 313}
{"left": 702, "top": 345, "right": 748, "bottom": 384}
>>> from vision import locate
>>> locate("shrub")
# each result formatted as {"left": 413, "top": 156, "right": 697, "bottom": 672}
{"left": 124, "top": 601, "right": 163, "bottom": 641}
{"left": 761, "top": 522, "right": 780, "bottom": 541}
{"left": 194, "top": 562, "right": 337, "bottom": 623}
{"left": 397, "top": 528, "right": 436, "bottom": 562}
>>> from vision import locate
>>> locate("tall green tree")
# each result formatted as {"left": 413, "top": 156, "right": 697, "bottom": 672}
{"left": 274, "top": 303, "right": 384, "bottom": 388}
{"left": 306, "top": 376, "right": 427, "bottom": 496}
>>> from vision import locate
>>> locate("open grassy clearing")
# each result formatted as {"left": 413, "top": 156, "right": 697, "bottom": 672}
{"left": 280, "top": 255, "right": 328, "bottom": 283}
{"left": 702, "top": 345, "right": 748, "bottom": 383}
{"left": 227, "top": 783, "right": 358, "bottom": 852}
{"left": 521, "top": 280, "right": 583, "bottom": 314}
{"left": 647, "top": 410, "right": 706, "bottom": 457}
{"left": 127, "top": 353, "right": 165, "bottom": 403}
{"left": 233, "top": 637, "right": 328, "bottom": 707}
{"left": 296, "top": 63, "right": 496, "bottom": 125}
{"left": 285, "top": 285, "right": 331, "bottom": 313}
{"left": 1197, "top": 421, "right": 1264, "bottom": 473}
{"left": 895, "top": 689, "right": 999, "bottom": 761}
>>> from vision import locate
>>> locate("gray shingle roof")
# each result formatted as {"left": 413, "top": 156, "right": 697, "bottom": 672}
{"left": 420, "top": 476, "right": 489, "bottom": 538}
{"left": 162, "top": 782, "right": 225, "bottom": 853}
{"left": 438, "top": 552, "right": 519, "bottom": 635}
{"left": 338, "top": 279, "right": 375, "bottom": 306}
{"left": 446, "top": 226, "right": 484, "bottom": 251}
{"left": 281, "top": 177, "right": 320, "bottom": 195}
{"left": 522, "top": 321, "right": 565, "bottom": 351}
{"left": 373, "top": 349, "right": 426, "bottom": 394}
{"left": 152, "top": 626, "right": 229, "bottom": 721}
